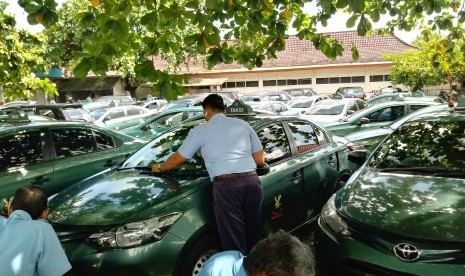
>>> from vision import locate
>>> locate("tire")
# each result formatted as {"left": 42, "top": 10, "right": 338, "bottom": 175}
{"left": 176, "top": 235, "right": 221, "bottom": 276}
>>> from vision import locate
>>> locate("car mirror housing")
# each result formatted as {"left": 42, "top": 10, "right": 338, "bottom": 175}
{"left": 357, "top": 118, "right": 370, "bottom": 125}
{"left": 348, "top": 150, "right": 367, "bottom": 165}
{"left": 346, "top": 110, "right": 355, "bottom": 116}
{"left": 256, "top": 163, "right": 270, "bottom": 176}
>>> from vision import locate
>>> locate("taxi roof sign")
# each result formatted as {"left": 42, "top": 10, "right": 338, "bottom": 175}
{"left": 225, "top": 100, "right": 255, "bottom": 116}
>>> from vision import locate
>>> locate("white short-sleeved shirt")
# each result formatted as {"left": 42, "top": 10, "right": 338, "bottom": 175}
{"left": 178, "top": 113, "right": 263, "bottom": 180}
{"left": 0, "top": 210, "right": 71, "bottom": 276}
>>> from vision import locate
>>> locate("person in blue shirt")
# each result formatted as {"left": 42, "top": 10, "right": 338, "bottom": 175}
{"left": 198, "top": 230, "right": 315, "bottom": 276}
{"left": 0, "top": 185, "right": 71, "bottom": 276}
{"left": 152, "top": 94, "right": 265, "bottom": 254}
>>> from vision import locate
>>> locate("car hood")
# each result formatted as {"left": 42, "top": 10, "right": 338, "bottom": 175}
{"left": 338, "top": 169, "right": 465, "bottom": 241}
{"left": 48, "top": 170, "right": 202, "bottom": 226}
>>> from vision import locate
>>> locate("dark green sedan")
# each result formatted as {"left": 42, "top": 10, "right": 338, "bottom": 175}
{"left": 0, "top": 120, "right": 145, "bottom": 212}
{"left": 47, "top": 113, "right": 356, "bottom": 276}
{"left": 316, "top": 102, "right": 465, "bottom": 275}
{"left": 323, "top": 100, "right": 439, "bottom": 136}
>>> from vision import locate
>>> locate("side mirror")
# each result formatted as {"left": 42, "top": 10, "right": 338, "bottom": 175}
{"left": 256, "top": 163, "right": 270, "bottom": 176}
{"left": 346, "top": 110, "right": 355, "bottom": 116}
{"left": 357, "top": 118, "right": 370, "bottom": 125}
{"left": 348, "top": 150, "right": 367, "bottom": 165}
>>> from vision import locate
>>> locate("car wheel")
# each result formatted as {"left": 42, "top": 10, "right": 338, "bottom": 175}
{"left": 177, "top": 235, "right": 221, "bottom": 276}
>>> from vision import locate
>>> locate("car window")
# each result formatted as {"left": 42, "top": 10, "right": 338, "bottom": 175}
{"left": 127, "top": 107, "right": 145, "bottom": 116}
{"left": 366, "top": 106, "right": 405, "bottom": 122}
{"left": 357, "top": 100, "right": 369, "bottom": 110}
{"left": 106, "top": 109, "right": 125, "bottom": 120}
{"left": 314, "top": 127, "right": 329, "bottom": 146}
{"left": 151, "top": 113, "right": 182, "bottom": 127}
{"left": 257, "top": 124, "right": 291, "bottom": 164}
{"left": 410, "top": 104, "right": 428, "bottom": 112}
{"left": 123, "top": 124, "right": 205, "bottom": 172}
{"left": 369, "top": 120, "right": 465, "bottom": 171}
{"left": 51, "top": 128, "right": 96, "bottom": 158}
{"left": 287, "top": 122, "right": 319, "bottom": 153}
{"left": 94, "top": 131, "right": 115, "bottom": 150}
{"left": 0, "top": 131, "right": 44, "bottom": 170}
{"left": 121, "top": 97, "right": 133, "bottom": 104}
{"left": 347, "top": 102, "right": 358, "bottom": 113}
{"left": 90, "top": 107, "right": 109, "bottom": 120}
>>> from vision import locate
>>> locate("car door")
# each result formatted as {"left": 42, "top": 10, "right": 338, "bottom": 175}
{"left": 50, "top": 127, "right": 128, "bottom": 193}
{"left": 361, "top": 105, "right": 406, "bottom": 131}
{"left": 0, "top": 129, "right": 55, "bottom": 209}
{"left": 256, "top": 122, "right": 306, "bottom": 232}
{"left": 286, "top": 121, "right": 339, "bottom": 220}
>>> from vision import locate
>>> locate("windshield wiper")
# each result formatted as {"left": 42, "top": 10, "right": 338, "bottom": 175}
{"left": 140, "top": 170, "right": 209, "bottom": 177}
{"left": 116, "top": 166, "right": 151, "bottom": 171}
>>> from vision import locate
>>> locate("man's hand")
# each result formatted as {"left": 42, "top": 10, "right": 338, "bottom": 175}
{"left": 151, "top": 163, "right": 163, "bottom": 173}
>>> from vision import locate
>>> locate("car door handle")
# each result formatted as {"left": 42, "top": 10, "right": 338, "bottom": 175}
{"left": 291, "top": 171, "right": 302, "bottom": 184}
{"left": 104, "top": 160, "right": 118, "bottom": 167}
{"left": 328, "top": 155, "right": 336, "bottom": 166}
{"left": 32, "top": 176, "right": 52, "bottom": 185}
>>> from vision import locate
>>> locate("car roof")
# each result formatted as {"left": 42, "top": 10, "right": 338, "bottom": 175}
{"left": 0, "top": 120, "right": 94, "bottom": 133}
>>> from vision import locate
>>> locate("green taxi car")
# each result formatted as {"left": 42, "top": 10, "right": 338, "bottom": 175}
{"left": 323, "top": 100, "right": 438, "bottom": 137}
{"left": 345, "top": 104, "right": 450, "bottom": 154}
{"left": 120, "top": 107, "right": 203, "bottom": 139}
{"left": 47, "top": 107, "right": 356, "bottom": 276}
{"left": 0, "top": 120, "right": 145, "bottom": 212}
{"left": 315, "top": 102, "right": 465, "bottom": 275}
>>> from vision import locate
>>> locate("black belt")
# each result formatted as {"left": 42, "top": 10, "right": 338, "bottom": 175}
{"left": 213, "top": 171, "right": 257, "bottom": 182}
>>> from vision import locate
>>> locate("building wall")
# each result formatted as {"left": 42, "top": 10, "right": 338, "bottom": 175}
{"left": 185, "top": 64, "right": 402, "bottom": 98}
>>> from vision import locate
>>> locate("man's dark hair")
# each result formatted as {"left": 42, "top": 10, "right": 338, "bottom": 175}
{"left": 244, "top": 230, "right": 315, "bottom": 276}
{"left": 11, "top": 185, "right": 48, "bottom": 219}
{"left": 202, "top": 94, "right": 225, "bottom": 111}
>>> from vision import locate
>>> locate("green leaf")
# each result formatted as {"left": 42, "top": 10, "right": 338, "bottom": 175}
{"left": 205, "top": 0, "right": 217, "bottom": 10}
{"left": 346, "top": 14, "right": 358, "bottom": 28}
{"left": 73, "top": 58, "right": 92, "bottom": 78}
{"left": 349, "top": 0, "right": 364, "bottom": 13}
{"left": 335, "top": 0, "right": 349, "bottom": 9}
{"left": 351, "top": 44, "right": 359, "bottom": 60}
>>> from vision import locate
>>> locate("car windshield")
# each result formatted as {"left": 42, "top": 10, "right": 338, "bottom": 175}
{"left": 368, "top": 120, "right": 465, "bottom": 173}
{"left": 306, "top": 102, "right": 344, "bottom": 115}
{"left": 123, "top": 123, "right": 205, "bottom": 172}
{"left": 90, "top": 107, "right": 110, "bottom": 120}
{"left": 62, "top": 109, "right": 89, "bottom": 121}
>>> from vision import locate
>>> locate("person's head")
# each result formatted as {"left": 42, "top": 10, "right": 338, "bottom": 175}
{"left": 8, "top": 185, "right": 48, "bottom": 220}
{"left": 244, "top": 230, "right": 315, "bottom": 276}
{"left": 201, "top": 94, "right": 225, "bottom": 121}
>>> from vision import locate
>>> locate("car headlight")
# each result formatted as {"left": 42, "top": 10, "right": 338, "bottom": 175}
{"left": 87, "top": 212, "right": 182, "bottom": 250}
{"left": 320, "top": 194, "right": 350, "bottom": 237}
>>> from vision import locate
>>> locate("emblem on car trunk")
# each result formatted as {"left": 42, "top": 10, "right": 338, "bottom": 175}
{"left": 393, "top": 243, "right": 421, "bottom": 261}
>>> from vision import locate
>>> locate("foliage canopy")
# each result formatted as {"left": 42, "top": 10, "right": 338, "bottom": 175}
{"left": 0, "top": 1, "right": 57, "bottom": 100}
{"left": 16, "top": 0, "right": 465, "bottom": 98}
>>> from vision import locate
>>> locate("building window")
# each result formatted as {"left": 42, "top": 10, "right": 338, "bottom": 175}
{"left": 384, "top": 75, "right": 391, "bottom": 81}
{"left": 370, "top": 75, "right": 384, "bottom": 82}
{"left": 226, "top": 82, "right": 236, "bottom": 88}
{"left": 287, "top": 79, "right": 298, "bottom": 85}
{"left": 277, "top": 80, "right": 286, "bottom": 86}
{"left": 340, "top": 77, "right": 351, "bottom": 83}
{"left": 246, "top": 81, "right": 259, "bottom": 87}
{"left": 329, "top": 77, "right": 340, "bottom": 84}
{"left": 236, "top": 81, "right": 245, "bottom": 88}
{"left": 298, "top": 78, "right": 312, "bottom": 85}
{"left": 263, "top": 80, "right": 277, "bottom": 86}
{"left": 221, "top": 83, "right": 227, "bottom": 88}
{"left": 352, "top": 76, "right": 365, "bottom": 83}
{"left": 316, "top": 78, "right": 329, "bottom": 84}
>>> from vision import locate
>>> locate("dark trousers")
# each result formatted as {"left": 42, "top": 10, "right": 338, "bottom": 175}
{"left": 213, "top": 174, "right": 263, "bottom": 254}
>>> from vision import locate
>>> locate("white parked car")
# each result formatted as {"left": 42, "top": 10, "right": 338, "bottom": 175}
{"left": 247, "top": 101, "right": 300, "bottom": 116}
{"left": 301, "top": 98, "right": 368, "bottom": 124}
{"left": 287, "top": 96, "right": 328, "bottom": 114}
{"left": 133, "top": 99, "right": 168, "bottom": 112}
{"left": 92, "top": 106, "right": 154, "bottom": 127}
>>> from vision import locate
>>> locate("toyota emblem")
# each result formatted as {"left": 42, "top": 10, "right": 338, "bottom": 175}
{"left": 393, "top": 243, "right": 421, "bottom": 262}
